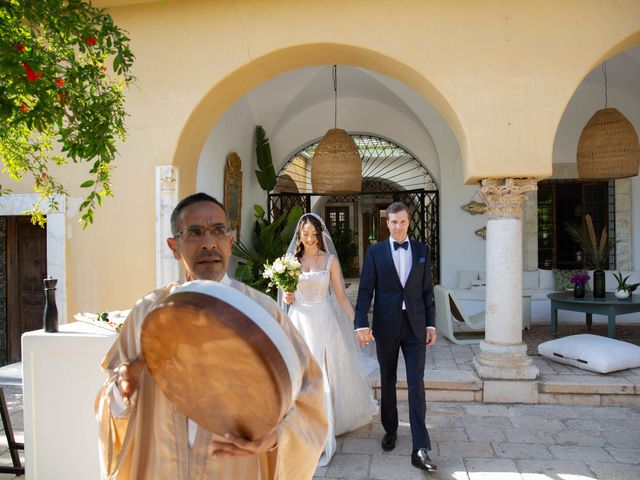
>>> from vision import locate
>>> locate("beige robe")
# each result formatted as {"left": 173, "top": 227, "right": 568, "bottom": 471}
{"left": 96, "top": 279, "right": 327, "bottom": 480}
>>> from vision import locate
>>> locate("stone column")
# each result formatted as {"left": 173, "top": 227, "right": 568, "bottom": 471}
{"left": 473, "top": 178, "right": 540, "bottom": 403}
{"left": 156, "top": 165, "right": 179, "bottom": 287}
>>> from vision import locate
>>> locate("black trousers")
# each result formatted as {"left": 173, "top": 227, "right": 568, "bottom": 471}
{"left": 375, "top": 312, "right": 431, "bottom": 450}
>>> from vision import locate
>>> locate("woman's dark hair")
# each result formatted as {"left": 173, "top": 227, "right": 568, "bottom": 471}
{"left": 294, "top": 214, "right": 326, "bottom": 260}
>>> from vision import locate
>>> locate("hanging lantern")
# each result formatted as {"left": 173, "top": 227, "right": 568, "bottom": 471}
{"left": 577, "top": 108, "right": 640, "bottom": 179}
{"left": 310, "top": 65, "right": 362, "bottom": 194}
{"left": 311, "top": 128, "right": 362, "bottom": 194}
{"left": 274, "top": 173, "right": 299, "bottom": 193}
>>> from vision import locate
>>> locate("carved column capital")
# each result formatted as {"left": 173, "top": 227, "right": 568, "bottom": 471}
{"left": 480, "top": 178, "right": 538, "bottom": 219}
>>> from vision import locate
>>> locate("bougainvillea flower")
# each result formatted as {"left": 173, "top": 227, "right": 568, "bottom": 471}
{"left": 56, "top": 78, "right": 65, "bottom": 87}
{"left": 20, "top": 104, "right": 29, "bottom": 112}
{"left": 22, "top": 62, "right": 43, "bottom": 81}
{"left": 86, "top": 35, "right": 97, "bottom": 46}
{"left": 14, "top": 44, "right": 25, "bottom": 52}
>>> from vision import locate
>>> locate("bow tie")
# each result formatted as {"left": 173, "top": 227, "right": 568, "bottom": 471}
{"left": 393, "top": 241, "right": 409, "bottom": 251}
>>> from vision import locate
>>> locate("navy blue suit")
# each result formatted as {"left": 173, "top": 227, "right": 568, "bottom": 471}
{"left": 355, "top": 238, "right": 435, "bottom": 450}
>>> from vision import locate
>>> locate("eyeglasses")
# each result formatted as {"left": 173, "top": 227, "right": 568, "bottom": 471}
{"left": 174, "top": 223, "right": 229, "bottom": 242}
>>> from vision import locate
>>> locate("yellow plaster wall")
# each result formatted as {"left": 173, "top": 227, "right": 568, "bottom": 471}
{"left": 19, "top": 0, "right": 640, "bottom": 316}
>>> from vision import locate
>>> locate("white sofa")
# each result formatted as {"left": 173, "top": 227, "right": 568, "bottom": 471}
{"left": 452, "top": 269, "right": 640, "bottom": 324}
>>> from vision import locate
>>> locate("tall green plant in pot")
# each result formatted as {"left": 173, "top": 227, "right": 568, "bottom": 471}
{"left": 232, "top": 126, "right": 303, "bottom": 297}
{"left": 566, "top": 214, "right": 614, "bottom": 298}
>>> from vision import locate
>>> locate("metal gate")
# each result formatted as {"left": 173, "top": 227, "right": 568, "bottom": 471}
{"left": 268, "top": 189, "right": 440, "bottom": 283}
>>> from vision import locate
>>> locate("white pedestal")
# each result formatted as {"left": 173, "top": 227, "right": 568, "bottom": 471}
{"left": 22, "top": 322, "right": 115, "bottom": 480}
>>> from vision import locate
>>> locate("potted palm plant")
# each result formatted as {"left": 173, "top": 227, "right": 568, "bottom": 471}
{"left": 566, "top": 214, "right": 614, "bottom": 298}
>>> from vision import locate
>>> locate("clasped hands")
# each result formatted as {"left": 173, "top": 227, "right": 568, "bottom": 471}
{"left": 115, "top": 358, "right": 277, "bottom": 456}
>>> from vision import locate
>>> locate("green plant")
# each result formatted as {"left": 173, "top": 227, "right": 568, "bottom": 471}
{"left": 254, "top": 125, "right": 276, "bottom": 192}
{"left": 233, "top": 204, "right": 303, "bottom": 296}
{"left": 0, "top": 0, "right": 135, "bottom": 227}
{"left": 565, "top": 214, "right": 614, "bottom": 270}
{"left": 612, "top": 271, "right": 640, "bottom": 293}
{"left": 331, "top": 224, "right": 358, "bottom": 277}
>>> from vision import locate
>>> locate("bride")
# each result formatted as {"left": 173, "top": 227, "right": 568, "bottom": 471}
{"left": 282, "top": 213, "right": 377, "bottom": 466}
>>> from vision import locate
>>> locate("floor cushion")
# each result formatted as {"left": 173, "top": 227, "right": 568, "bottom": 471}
{"left": 538, "top": 334, "right": 640, "bottom": 373}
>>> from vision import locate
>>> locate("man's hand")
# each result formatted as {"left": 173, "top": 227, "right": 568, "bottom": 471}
{"left": 425, "top": 328, "right": 437, "bottom": 346}
{"left": 356, "top": 328, "right": 375, "bottom": 346}
{"left": 283, "top": 292, "right": 295, "bottom": 305}
{"left": 115, "top": 358, "right": 145, "bottom": 406}
{"left": 211, "top": 430, "right": 278, "bottom": 458}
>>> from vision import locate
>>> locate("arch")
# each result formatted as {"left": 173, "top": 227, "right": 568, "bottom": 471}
{"left": 172, "top": 43, "right": 465, "bottom": 196}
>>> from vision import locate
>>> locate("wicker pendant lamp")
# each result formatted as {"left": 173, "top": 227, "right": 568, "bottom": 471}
{"left": 577, "top": 64, "right": 640, "bottom": 179}
{"left": 311, "top": 65, "right": 362, "bottom": 194}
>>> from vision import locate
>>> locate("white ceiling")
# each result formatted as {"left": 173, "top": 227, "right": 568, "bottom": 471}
{"left": 582, "top": 46, "right": 640, "bottom": 101}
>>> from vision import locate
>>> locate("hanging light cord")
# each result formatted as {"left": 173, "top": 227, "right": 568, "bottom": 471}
{"left": 332, "top": 64, "right": 337, "bottom": 128}
{"left": 602, "top": 62, "right": 608, "bottom": 108}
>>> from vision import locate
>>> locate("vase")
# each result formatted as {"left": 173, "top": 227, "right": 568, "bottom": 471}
{"left": 593, "top": 269, "right": 606, "bottom": 298}
{"left": 615, "top": 289, "right": 631, "bottom": 300}
{"left": 43, "top": 276, "right": 58, "bottom": 333}
{"left": 574, "top": 284, "right": 585, "bottom": 298}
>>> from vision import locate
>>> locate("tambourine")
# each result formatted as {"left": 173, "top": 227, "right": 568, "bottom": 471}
{"left": 141, "top": 280, "right": 303, "bottom": 440}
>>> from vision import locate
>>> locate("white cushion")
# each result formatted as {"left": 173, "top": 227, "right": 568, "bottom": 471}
{"left": 458, "top": 271, "right": 480, "bottom": 289}
{"left": 538, "top": 334, "right": 640, "bottom": 373}
{"left": 523, "top": 270, "right": 539, "bottom": 290}
{"left": 539, "top": 269, "right": 555, "bottom": 290}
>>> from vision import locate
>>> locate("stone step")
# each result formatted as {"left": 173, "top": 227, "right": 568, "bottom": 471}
{"left": 372, "top": 370, "right": 640, "bottom": 406}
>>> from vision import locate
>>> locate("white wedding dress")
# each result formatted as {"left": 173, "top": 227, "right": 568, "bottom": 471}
{"left": 288, "top": 255, "right": 378, "bottom": 466}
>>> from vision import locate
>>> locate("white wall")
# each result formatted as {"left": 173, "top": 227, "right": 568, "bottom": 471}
{"left": 197, "top": 97, "right": 263, "bottom": 243}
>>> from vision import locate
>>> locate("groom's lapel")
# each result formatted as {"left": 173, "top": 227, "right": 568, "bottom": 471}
{"left": 381, "top": 240, "right": 403, "bottom": 288}
{"left": 406, "top": 240, "right": 422, "bottom": 283}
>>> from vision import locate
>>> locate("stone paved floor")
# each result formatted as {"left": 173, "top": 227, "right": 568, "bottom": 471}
{"left": 315, "top": 401, "right": 640, "bottom": 480}
{"left": 1, "top": 385, "right": 639, "bottom": 479}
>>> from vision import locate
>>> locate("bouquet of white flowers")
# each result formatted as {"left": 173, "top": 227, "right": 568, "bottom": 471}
{"left": 263, "top": 253, "right": 302, "bottom": 293}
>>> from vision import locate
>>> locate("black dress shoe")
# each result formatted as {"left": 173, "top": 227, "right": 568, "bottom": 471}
{"left": 381, "top": 432, "right": 397, "bottom": 451}
{"left": 411, "top": 448, "right": 438, "bottom": 471}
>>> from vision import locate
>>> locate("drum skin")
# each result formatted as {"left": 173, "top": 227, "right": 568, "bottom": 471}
{"left": 141, "top": 281, "right": 300, "bottom": 441}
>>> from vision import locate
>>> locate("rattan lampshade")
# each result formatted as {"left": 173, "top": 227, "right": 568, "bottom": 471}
{"left": 274, "top": 174, "right": 299, "bottom": 193}
{"left": 577, "top": 107, "right": 640, "bottom": 179}
{"left": 311, "top": 128, "right": 362, "bottom": 194}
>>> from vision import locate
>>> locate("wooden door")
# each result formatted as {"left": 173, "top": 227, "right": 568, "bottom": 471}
{"left": 6, "top": 216, "right": 47, "bottom": 363}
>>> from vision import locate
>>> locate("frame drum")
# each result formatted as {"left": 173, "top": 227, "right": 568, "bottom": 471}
{"left": 141, "top": 281, "right": 303, "bottom": 440}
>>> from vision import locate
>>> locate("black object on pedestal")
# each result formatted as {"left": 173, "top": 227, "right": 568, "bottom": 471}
{"left": 43, "top": 276, "right": 58, "bottom": 333}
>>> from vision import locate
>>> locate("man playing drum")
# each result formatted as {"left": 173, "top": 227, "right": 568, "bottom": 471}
{"left": 96, "top": 193, "right": 327, "bottom": 479}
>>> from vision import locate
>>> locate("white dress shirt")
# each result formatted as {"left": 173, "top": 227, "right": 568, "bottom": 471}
{"left": 389, "top": 236, "right": 411, "bottom": 309}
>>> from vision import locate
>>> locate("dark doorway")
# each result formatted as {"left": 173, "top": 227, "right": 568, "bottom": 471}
{"left": 1, "top": 216, "right": 47, "bottom": 365}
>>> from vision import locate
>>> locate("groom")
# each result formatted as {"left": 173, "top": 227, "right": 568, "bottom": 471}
{"left": 355, "top": 201, "right": 438, "bottom": 471}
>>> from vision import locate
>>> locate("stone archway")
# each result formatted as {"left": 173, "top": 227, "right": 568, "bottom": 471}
{"left": 171, "top": 43, "right": 465, "bottom": 197}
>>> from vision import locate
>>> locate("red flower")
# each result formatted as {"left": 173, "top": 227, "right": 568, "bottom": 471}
{"left": 20, "top": 104, "right": 29, "bottom": 112}
{"left": 22, "top": 62, "right": 43, "bottom": 82}
{"left": 40, "top": 172, "right": 47, "bottom": 180}
{"left": 56, "top": 77, "right": 65, "bottom": 87}
{"left": 14, "top": 44, "right": 25, "bottom": 52}
{"left": 86, "top": 36, "right": 97, "bottom": 46}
